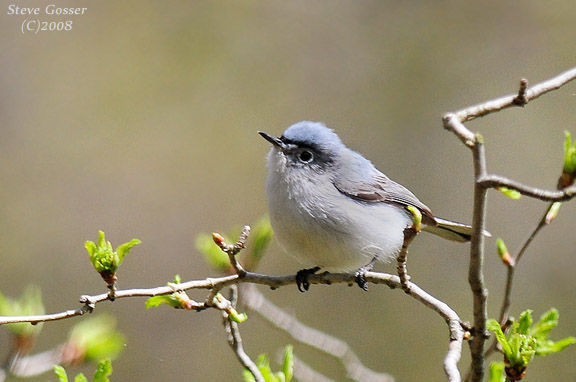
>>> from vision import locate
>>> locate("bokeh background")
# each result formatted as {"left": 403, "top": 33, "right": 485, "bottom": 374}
{"left": 2, "top": 1, "right": 575, "bottom": 380}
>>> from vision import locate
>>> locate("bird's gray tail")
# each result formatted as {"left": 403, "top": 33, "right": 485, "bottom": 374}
{"left": 422, "top": 217, "right": 491, "bottom": 242}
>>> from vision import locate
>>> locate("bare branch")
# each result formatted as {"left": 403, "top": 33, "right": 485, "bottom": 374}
{"left": 0, "top": 305, "right": 93, "bottom": 325}
{"left": 465, "top": 140, "right": 490, "bottom": 382}
{"left": 0, "top": 269, "right": 465, "bottom": 380}
{"left": 222, "top": 285, "right": 263, "bottom": 382}
{"left": 479, "top": 175, "right": 576, "bottom": 202}
{"left": 451, "top": 67, "right": 576, "bottom": 122}
{"left": 444, "top": 66, "right": 576, "bottom": 382}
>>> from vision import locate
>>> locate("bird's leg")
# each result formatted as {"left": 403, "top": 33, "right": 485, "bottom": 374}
{"left": 354, "top": 256, "right": 378, "bottom": 291}
{"left": 295, "top": 267, "right": 321, "bottom": 292}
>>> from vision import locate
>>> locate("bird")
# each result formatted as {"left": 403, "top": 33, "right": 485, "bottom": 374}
{"left": 259, "top": 121, "right": 484, "bottom": 291}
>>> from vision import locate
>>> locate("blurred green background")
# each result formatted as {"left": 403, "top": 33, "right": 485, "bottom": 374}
{"left": 2, "top": 1, "right": 575, "bottom": 380}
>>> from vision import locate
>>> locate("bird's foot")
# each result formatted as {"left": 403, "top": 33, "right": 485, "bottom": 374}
{"left": 354, "top": 258, "right": 376, "bottom": 291}
{"left": 296, "top": 267, "right": 321, "bottom": 292}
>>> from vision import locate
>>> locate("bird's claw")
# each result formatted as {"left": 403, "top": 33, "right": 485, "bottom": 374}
{"left": 296, "top": 267, "right": 321, "bottom": 292}
{"left": 354, "top": 269, "right": 369, "bottom": 291}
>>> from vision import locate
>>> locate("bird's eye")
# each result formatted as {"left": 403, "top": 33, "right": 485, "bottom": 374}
{"left": 298, "top": 150, "right": 314, "bottom": 163}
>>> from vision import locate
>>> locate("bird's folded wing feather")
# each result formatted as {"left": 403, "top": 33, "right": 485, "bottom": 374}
{"left": 332, "top": 172, "right": 437, "bottom": 226}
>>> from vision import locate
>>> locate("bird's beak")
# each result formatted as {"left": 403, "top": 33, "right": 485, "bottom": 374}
{"left": 258, "top": 131, "right": 285, "bottom": 148}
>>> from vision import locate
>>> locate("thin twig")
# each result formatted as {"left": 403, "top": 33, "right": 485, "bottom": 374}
{"left": 498, "top": 206, "right": 550, "bottom": 324}
{"left": 479, "top": 175, "right": 576, "bottom": 202}
{"left": 451, "top": 67, "right": 576, "bottom": 122}
{"left": 396, "top": 224, "right": 419, "bottom": 292}
{"left": 222, "top": 285, "right": 263, "bottom": 382}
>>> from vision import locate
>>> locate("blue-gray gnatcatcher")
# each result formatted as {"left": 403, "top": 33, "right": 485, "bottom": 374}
{"left": 259, "top": 121, "right": 483, "bottom": 291}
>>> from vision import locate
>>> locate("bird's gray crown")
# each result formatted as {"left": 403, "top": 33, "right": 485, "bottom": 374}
{"left": 280, "top": 121, "right": 344, "bottom": 151}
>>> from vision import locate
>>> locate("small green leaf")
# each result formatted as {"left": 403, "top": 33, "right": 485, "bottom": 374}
{"left": 0, "top": 286, "right": 45, "bottom": 337}
{"left": 115, "top": 239, "right": 142, "bottom": 264}
{"left": 563, "top": 131, "right": 576, "bottom": 174}
{"left": 85, "top": 231, "right": 118, "bottom": 274}
{"left": 85, "top": 231, "right": 140, "bottom": 280}
{"left": 488, "top": 362, "right": 505, "bottom": 382}
{"left": 530, "top": 308, "right": 559, "bottom": 339}
{"left": 242, "top": 369, "right": 256, "bottom": 382}
{"left": 535, "top": 337, "right": 576, "bottom": 356}
{"left": 405, "top": 205, "right": 422, "bottom": 230}
{"left": 68, "top": 315, "right": 125, "bottom": 362}
{"left": 545, "top": 202, "right": 562, "bottom": 224}
{"left": 487, "top": 319, "right": 512, "bottom": 356}
{"left": 229, "top": 310, "right": 248, "bottom": 323}
{"left": 146, "top": 276, "right": 193, "bottom": 309}
{"left": 497, "top": 187, "right": 522, "bottom": 199}
{"left": 196, "top": 233, "right": 230, "bottom": 272}
{"left": 74, "top": 374, "right": 88, "bottom": 382}
{"left": 145, "top": 295, "right": 181, "bottom": 309}
{"left": 93, "top": 359, "right": 113, "bottom": 382}
{"left": 281, "top": 345, "right": 294, "bottom": 382}
{"left": 246, "top": 217, "right": 274, "bottom": 270}
{"left": 517, "top": 310, "right": 533, "bottom": 335}
{"left": 256, "top": 354, "right": 275, "bottom": 381}
{"left": 53, "top": 365, "right": 69, "bottom": 382}
{"left": 495, "top": 238, "right": 514, "bottom": 266}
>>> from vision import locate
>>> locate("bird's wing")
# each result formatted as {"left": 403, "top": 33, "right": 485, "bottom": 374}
{"left": 333, "top": 172, "right": 437, "bottom": 225}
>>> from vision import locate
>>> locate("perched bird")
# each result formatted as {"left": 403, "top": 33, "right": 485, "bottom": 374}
{"left": 259, "top": 121, "right": 482, "bottom": 291}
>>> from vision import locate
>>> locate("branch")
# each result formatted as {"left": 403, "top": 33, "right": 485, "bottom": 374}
{"left": 443, "top": 66, "right": 576, "bottom": 382}
{"left": 0, "top": 269, "right": 465, "bottom": 380}
{"left": 223, "top": 285, "right": 263, "bottom": 382}
{"left": 479, "top": 175, "right": 576, "bottom": 202}
{"left": 451, "top": 67, "right": 576, "bottom": 122}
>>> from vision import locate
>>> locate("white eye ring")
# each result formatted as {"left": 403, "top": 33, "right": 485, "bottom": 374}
{"left": 298, "top": 150, "right": 314, "bottom": 163}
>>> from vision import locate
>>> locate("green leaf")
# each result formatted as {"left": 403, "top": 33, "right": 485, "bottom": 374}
{"left": 68, "top": 315, "right": 125, "bottom": 362}
{"left": 145, "top": 295, "right": 181, "bottom": 309}
{"left": 281, "top": 345, "right": 294, "bottom": 382}
{"left": 497, "top": 187, "right": 522, "bottom": 199}
{"left": 53, "top": 365, "right": 69, "bottom": 382}
{"left": 530, "top": 308, "right": 559, "bottom": 339}
{"left": 487, "top": 319, "right": 512, "bottom": 355}
{"left": 563, "top": 131, "right": 576, "bottom": 174}
{"left": 517, "top": 310, "right": 533, "bottom": 335}
{"left": 196, "top": 233, "right": 230, "bottom": 272}
{"left": 243, "top": 369, "right": 256, "bottom": 382}
{"left": 247, "top": 217, "right": 274, "bottom": 269}
{"left": 495, "top": 238, "right": 514, "bottom": 266}
{"left": 74, "top": 374, "right": 88, "bottom": 382}
{"left": 405, "top": 205, "right": 422, "bottom": 229}
{"left": 145, "top": 276, "right": 191, "bottom": 309}
{"left": 93, "top": 359, "right": 113, "bottom": 382}
{"left": 535, "top": 337, "right": 576, "bottom": 356}
{"left": 489, "top": 362, "right": 505, "bottom": 382}
{"left": 0, "top": 285, "right": 45, "bottom": 337}
{"left": 85, "top": 231, "right": 118, "bottom": 274}
{"left": 256, "top": 354, "right": 275, "bottom": 381}
{"left": 229, "top": 310, "right": 248, "bottom": 323}
{"left": 490, "top": 308, "right": 575, "bottom": 372}
{"left": 115, "top": 238, "right": 142, "bottom": 264}
{"left": 85, "top": 231, "right": 140, "bottom": 277}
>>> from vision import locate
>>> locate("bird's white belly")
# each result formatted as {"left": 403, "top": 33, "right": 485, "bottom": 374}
{"left": 268, "top": 179, "right": 412, "bottom": 271}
